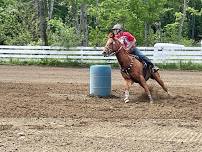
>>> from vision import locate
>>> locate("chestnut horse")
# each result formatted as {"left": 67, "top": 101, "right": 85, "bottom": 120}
{"left": 102, "top": 34, "right": 170, "bottom": 103}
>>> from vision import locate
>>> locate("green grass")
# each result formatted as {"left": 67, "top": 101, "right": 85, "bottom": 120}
{"left": 157, "top": 61, "right": 202, "bottom": 71}
{"left": 0, "top": 58, "right": 91, "bottom": 68}
{"left": 0, "top": 58, "right": 202, "bottom": 71}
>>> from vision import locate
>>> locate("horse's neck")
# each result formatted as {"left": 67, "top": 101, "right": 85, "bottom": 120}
{"left": 116, "top": 48, "right": 132, "bottom": 68}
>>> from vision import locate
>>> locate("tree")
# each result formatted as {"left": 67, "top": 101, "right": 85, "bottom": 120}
{"left": 0, "top": 0, "right": 201, "bottom": 46}
{"left": 37, "top": 0, "right": 48, "bottom": 45}
{"left": 178, "top": 0, "right": 188, "bottom": 40}
{"left": 0, "top": 0, "right": 38, "bottom": 45}
{"left": 80, "top": 2, "right": 88, "bottom": 46}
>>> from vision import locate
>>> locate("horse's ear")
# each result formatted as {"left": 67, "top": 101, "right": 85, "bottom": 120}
{"left": 107, "top": 32, "right": 115, "bottom": 39}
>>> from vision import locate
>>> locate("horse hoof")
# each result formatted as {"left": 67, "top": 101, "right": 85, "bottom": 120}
{"left": 125, "top": 99, "right": 129, "bottom": 103}
{"left": 150, "top": 100, "right": 154, "bottom": 104}
{"left": 124, "top": 98, "right": 129, "bottom": 103}
{"left": 167, "top": 92, "right": 173, "bottom": 97}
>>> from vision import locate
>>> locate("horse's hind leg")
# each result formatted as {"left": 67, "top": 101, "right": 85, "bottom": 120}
{"left": 152, "top": 72, "right": 170, "bottom": 94}
{"left": 123, "top": 79, "right": 133, "bottom": 103}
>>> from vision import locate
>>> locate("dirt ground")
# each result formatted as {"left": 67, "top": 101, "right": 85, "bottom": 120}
{"left": 0, "top": 65, "right": 201, "bottom": 152}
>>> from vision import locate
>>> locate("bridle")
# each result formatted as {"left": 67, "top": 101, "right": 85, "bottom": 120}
{"left": 104, "top": 38, "right": 123, "bottom": 56}
{"left": 103, "top": 37, "right": 134, "bottom": 77}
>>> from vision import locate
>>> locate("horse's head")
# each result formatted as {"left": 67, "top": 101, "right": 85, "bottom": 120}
{"left": 102, "top": 32, "right": 122, "bottom": 57}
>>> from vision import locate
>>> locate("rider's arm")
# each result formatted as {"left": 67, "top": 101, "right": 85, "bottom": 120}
{"left": 123, "top": 32, "right": 136, "bottom": 52}
{"left": 126, "top": 40, "right": 135, "bottom": 51}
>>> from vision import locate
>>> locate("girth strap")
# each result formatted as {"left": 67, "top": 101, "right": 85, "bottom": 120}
{"left": 121, "top": 60, "right": 134, "bottom": 76}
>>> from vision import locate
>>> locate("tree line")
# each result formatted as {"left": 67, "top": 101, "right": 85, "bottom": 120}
{"left": 0, "top": 0, "right": 201, "bottom": 47}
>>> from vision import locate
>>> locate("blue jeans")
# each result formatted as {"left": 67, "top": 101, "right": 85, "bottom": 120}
{"left": 131, "top": 47, "right": 154, "bottom": 66}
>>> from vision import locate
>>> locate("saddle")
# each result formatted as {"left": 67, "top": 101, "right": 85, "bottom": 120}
{"left": 121, "top": 55, "right": 155, "bottom": 82}
{"left": 132, "top": 55, "right": 149, "bottom": 76}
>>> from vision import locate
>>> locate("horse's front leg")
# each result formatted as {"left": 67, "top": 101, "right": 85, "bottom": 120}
{"left": 139, "top": 75, "right": 153, "bottom": 104}
{"left": 123, "top": 79, "right": 133, "bottom": 103}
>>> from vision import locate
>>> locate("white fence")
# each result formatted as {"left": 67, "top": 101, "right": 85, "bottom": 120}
{"left": 0, "top": 44, "right": 201, "bottom": 63}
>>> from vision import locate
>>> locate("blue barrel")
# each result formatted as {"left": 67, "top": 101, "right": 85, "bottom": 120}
{"left": 90, "top": 65, "right": 111, "bottom": 97}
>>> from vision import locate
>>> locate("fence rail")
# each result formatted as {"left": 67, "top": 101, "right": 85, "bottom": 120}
{"left": 0, "top": 44, "right": 201, "bottom": 63}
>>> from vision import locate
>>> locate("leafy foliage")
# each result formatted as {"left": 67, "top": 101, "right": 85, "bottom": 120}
{"left": 0, "top": 0, "right": 38, "bottom": 45}
{"left": 0, "top": 0, "right": 201, "bottom": 46}
{"left": 48, "top": 18, "right": 81, "bottom": 47}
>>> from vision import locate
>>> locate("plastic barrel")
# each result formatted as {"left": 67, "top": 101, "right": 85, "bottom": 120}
{"left": 90, "top": 65, "right": 111, "bottom": 97}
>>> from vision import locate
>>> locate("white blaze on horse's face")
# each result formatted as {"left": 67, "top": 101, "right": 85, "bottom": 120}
{"left": 102, "top": 38, "right": 115, "bottom": 57}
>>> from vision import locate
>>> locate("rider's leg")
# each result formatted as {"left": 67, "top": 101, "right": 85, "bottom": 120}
{"left": 132, "top": 47, "right": 153, "bottom": 65}
{"left": 131, "top": 47, "right": 159, "bottom": 72}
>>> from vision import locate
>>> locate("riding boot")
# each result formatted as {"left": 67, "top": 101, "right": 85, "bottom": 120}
{"left": 142, "top": 56, "right": 159, "bottom": 72}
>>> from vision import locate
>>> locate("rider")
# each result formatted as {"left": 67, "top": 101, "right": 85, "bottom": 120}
{"left": 112, "top": 23, "right": 159, "bottom": 72}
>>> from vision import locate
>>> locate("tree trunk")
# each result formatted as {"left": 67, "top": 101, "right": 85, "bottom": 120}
{"left": 48, "top": 0, "right": 54, "bottom": 20}
{"left": 191, "top": 14, "right": 195, "bottom": 39}
{"left": 71, "top": 0, "right": 80, "bottom": 35}
{"left": 80, "top": 3, "right": 88, "bottom": 46}
{"left": 95, "top": 0, "right": 99, "bottom": 26}
{"left": 191, "top": 1, "right": 195, "bottom": 40}
{"left": 178, "top": 0, "right": 188, "bottom": 40}
{"left": 38, "top": 0, "right": 48, "bottom": 46}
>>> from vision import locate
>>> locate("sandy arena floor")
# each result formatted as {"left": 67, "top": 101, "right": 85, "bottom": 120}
{"left": 0, "top": 65, "right": 201, "bottom": 152}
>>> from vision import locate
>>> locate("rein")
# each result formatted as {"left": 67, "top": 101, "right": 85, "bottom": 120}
{"left": 105, "top": 38, "right": 134, "bottom": 76}
{"left": 115, "top": 45, "right": 123, "bottom": 55}
{"left": 112, "top": 41, "right": 134, "bottom": 76}
{"left": 104, "top": 41, "right": 123, "bottom": 56}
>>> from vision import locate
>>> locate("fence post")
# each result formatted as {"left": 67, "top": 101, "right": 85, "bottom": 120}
{"left": 81, "top": 47, "right": 84, "bottom": 62}
{"left": 154, "top": 44, "right": 164, "bottom": 64}
{"left": 201, "top": 40, "right": 202, "bottom": 48}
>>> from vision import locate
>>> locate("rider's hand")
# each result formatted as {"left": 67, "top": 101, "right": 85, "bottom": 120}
{"left": 125, "top": 47, "right": 132, "bottom": 53}
{"left": 124, "top": 47, "right": 129, "bottom": 52}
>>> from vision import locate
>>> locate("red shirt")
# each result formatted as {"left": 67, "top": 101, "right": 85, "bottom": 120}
{"left": 115, "top": 32, "right": 136, "bottom": 48}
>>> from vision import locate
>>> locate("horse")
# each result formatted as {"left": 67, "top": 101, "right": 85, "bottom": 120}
{"left": 102, "top": 33, "right": 170, "bottom": 104}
